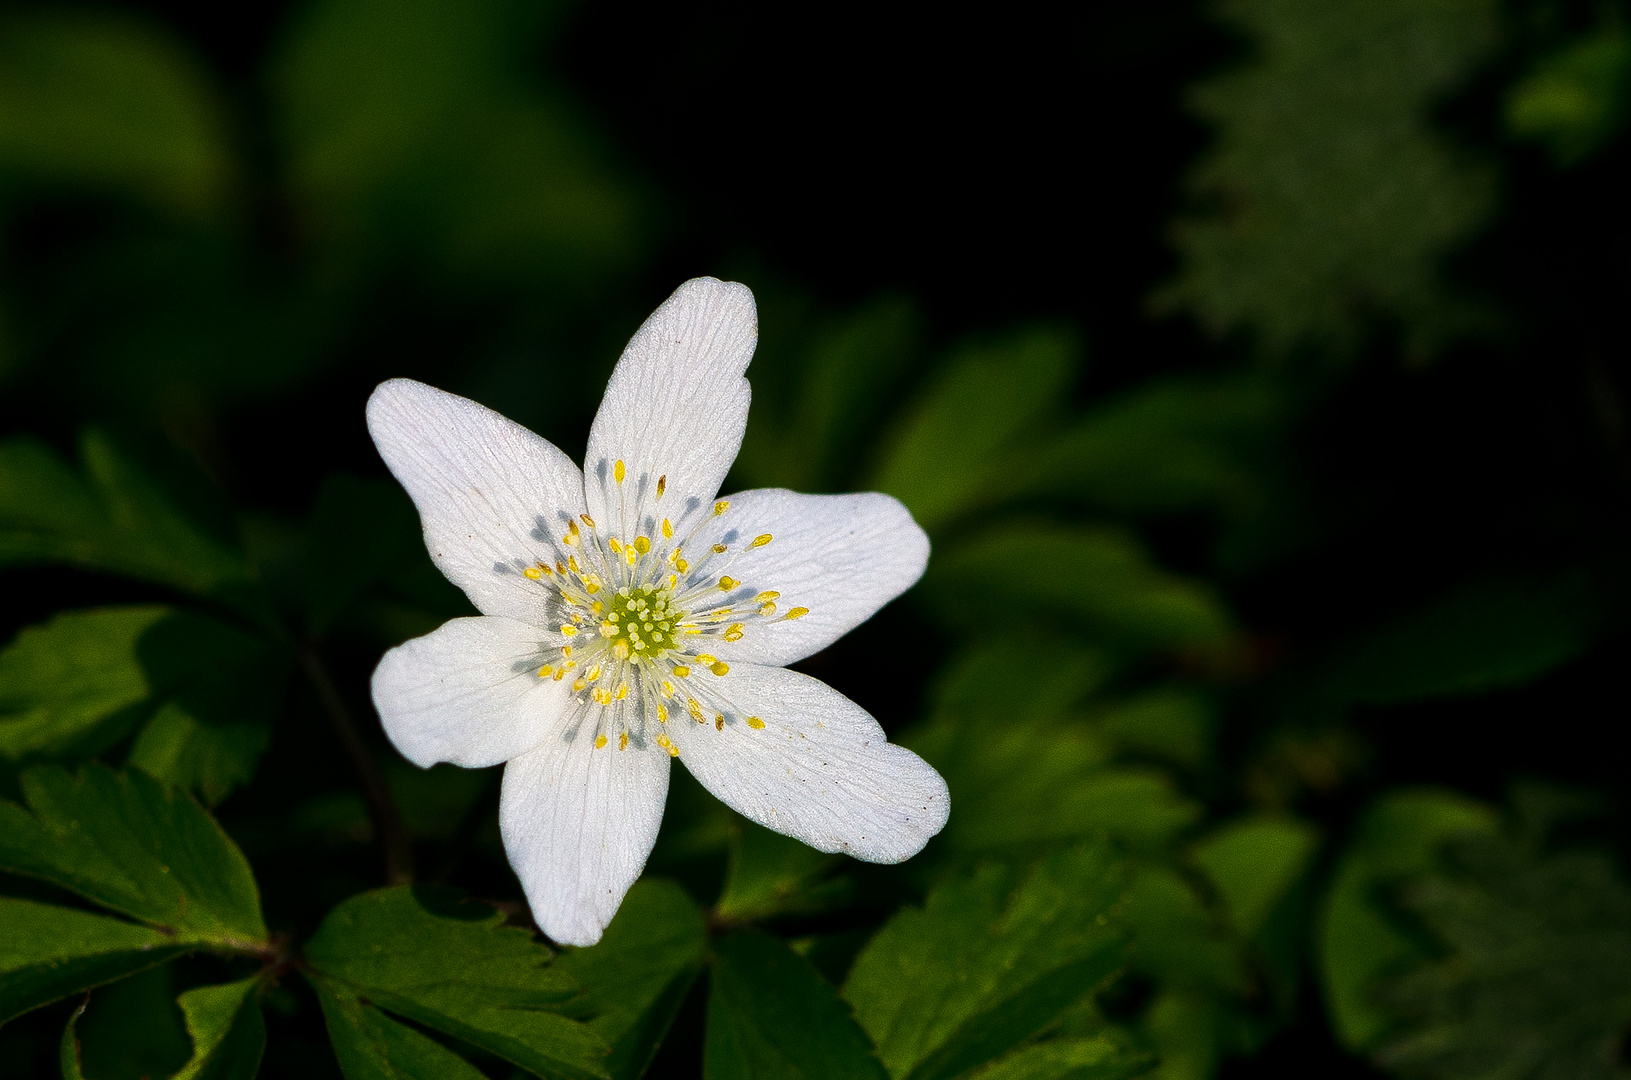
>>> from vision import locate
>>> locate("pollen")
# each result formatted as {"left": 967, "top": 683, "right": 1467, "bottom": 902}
{"left": 523, "top": 566, "right": 542, "bottom": 580}
{"left": 712, "top": 543, "right": 727, "bottom": 553}
{"left": 672, "top": 665, "right": 691, "bottom": 678}
{"left": 595, "top": 734, "right": 608, "bottom": 749}
{"left": 715, "top": 715, "right": 725, "bottom": 730}
{"left": 537, "top": 665, "right": 553, "bottom": 677}
{"left": 724, "top": 624, "right": 744, "bottom": 642}
{"left": 662, "top": 518, "right": 673, "bottom": 538}
{"left": 751, "top": 533, "right": 773, "bottom": 548}
{"left": 719, "top": 576, "right": 738, "bottom": 590}
{"left": 785, "top": 607, "right": 810, "bottom": 620}
{"left": 755, "top": 591, "right": 780, "bottom": 603}
{"left": 711, "top": 661, "right": 730, "bottom": 676}
{"left": 560, "top": 624, "right": 578, "bottom": 637}
{"left": 746, "top": 716, "right": 766, "bottom": 729}
{"left": 615, "top": 459, "right": 626, "bottom": 483}
{"left": 714, "top": 500, "right": 730, "bottom": 515}
{"left": 635, "top": 536, "right": 651, "bottom": 553}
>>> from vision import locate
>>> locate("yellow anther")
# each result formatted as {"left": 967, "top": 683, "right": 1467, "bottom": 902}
{"left": 612, "top": 641, "right": 630, "bottom": 660}
{"left": 656, "top": 733, "right": 679, "bottom": 757}
{"left": 523, "top": 567, "right": 542, "bottom": 580}
{"left": 560, "top": 625, "right": 578, "bottom": 637}
{"left": 715, "top": 715, "right": 724, "bottom": 731}
{"left": 719, "top": 576, "right": 738, "bottom": 591}
{"left": 662, "top": 518, "right": 673, "bottom": 538}
{"left": 635, "top": 536, "right": 651, "bottom": 554}
{"left": 537, "top": 665, "right": 554, "bottom": 677}
{"left": 590, "top": 601, "right": 604, "bottom": 614}
{"left": 572, "top": 678, "right": 588, "bottom": 692}
{"left": 657, "top": 474, "right": 667, "bottom": 499}
{"left": 661, "top": 681, "right": 675, "bottom": 698}
{"left": 615, "top": 459, "right": 626, "bottom": 483}
{"left": 568, "top": 518, "right": 580, "bottom": 536}
{"left": 711, "top": 661, "right": 730, "bottom": 676}
{"left": 568, "top": 556, "right": 580, "bottom": 572}
{"left": 724, "top": 623, "right": 744, "bottom": 642}
{"left": 609, "top": 538, "right": 623, "bottom": 554}
{"left": 593, "top": 688, "right": 612, "bottom": 705}
{"left": 751, "top": 533, "right": 773, "bottom": 548}
{"left": 746, "top": 716, "right": 766, "bottom": 730}
{"left": 553, "top": 668, "right": 566, "bottom": 681}
{"left": 656, "top": 703, "right": 668, "bottom": 722}
{"left": 759, "top": 602, "right": 777, "bottom": 617}
{"left": 755, "top": 591, "right": 780, "bottom": 603}
{"left": 616, "top": 682, "right": 629, "bottom": 700}
{"left": 556, "top": 560, "right": 567, "bottom": 575}
{"left": 586, "top": 665, "right": 602, "bottom": 682}
{"left": 674, "top": 559, "right": 688, "bottom": 573}
{"left": 696, "top": 654, "right": 717, "bottom": 665}
{"left": 672, "top": 665, "right": 691, "bottom": 678}
{"left": 580, "top": 513, "right": 596, "bottom": 529}
{"left": 595, "top": 734, "right": 607, "bottom": 749}
{"left": 688, "top": 698, "right": 705, "bottom": 721}
{"left": 625, "top": 546, "right": 638, "bottom": 566}
{"left": 585, "top": 580, "right": 601, "bottom": 594}
{"left": 561, "top": 644, "right": 573, "bottom": 657}
{"left": 714, "top": 500, "right": 729, "bottom": 515}
{"left": 563, "top": 532, "right": 580, "bottom": 546}
{"left": 620, "top": 732, "right": 629, "bottom": 750}
{"left": 785, "top": 607, "right": 810, "bottom": 620}
{"left": 712, "top": 543, "right": 727, "bottom": 553}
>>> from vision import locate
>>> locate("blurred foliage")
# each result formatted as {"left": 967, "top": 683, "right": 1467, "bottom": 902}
{"left": 0, "top": 0, "right": 1628, "bottom": 1076}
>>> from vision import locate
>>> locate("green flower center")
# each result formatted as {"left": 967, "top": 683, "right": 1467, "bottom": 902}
{"left": 604, "top": 586, "right": 682, "bottom": 658}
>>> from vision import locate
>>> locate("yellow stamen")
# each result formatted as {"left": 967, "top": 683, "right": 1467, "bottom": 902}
{"left": 537, "top": 665, "right": 553, "bottom": 677}
{"left": 688, "top": 698, "right": 705, "bottom": 721}
{"left": 609, "top": 538, "right": 623, "bottom": 554}
{"left": 751, "top": 533, "right": 773, "bottom": 548}
{"left": 572, "top": 678, "right": 587, "bottom": 692}
{"left": 724, "top": 623, "right": 744, "bottom": 642}
{"left": 523, "top": 567, "right": 542, "bottom": 580}
{"left": 615, "top": 459, "right": 626, "bottom": 483}
{"left": 580, "top": 513, "right": 596, "bottom": 529}
{"left": 785, "top": 607, "right": 810, "bottom": 620}
{"left": 616, "top": 682, "right": 629, "bottom": 700}
{"left": 719, "top": 576, "right": 738, "bottom": 591}
{"left": 595, "top": 734, "right": 607, "bottom": 749}
{"left": 656, "top": 703, "right": 668, "bottom": 722}
{"left": 612, "top": 641, "right": 630, "bottom": 660}
{"left": 714, "top": 500, "right": 729, "bottom": 515}
{"left": 620, "top": 732, "right": 629, "bottom": 750}
{"left": 711, "top": 661, "right": 730, "bottom": 676}
{"left": 662, "top": 518, "right": 673, "bottom": 538}
{"left": 656, "top": 733, "right": 679, "bottom": 757}
{"left": 712, "top": 543, "right": 727, "bottom": 553}
{"left": 755, "top": 591, "right": 780, "bottom": 603}
{"left": 657, "top": 475, "right": 667, "bottom": 499}
{"left": 746, "top": 716, "right": 765, "bottom": 730}
{"left": 759, "top": 602, "right": 777, "bottom": 617}
{"left": 696, "top": 654, "right": 717, "bottom": 665}
{"left": 635, "top": 536, "right": 651, "bottom": 554}
{"left": 585, "top": 665, "right": 601, "bottom": 682}
{"left": 715, "top": 715, "right": 724, "bottom": 731}
{"left": 560, "top": 625, "right": 578, "bottom": 637}
{"left": 672, "top": 665, "right": 691, "bottom": 678}
{"left": 661, "top": 681, "right": 675, "bottom": 698}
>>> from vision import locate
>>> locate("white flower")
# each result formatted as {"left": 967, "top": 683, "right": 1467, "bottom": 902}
{"left": 366, "top": 277, "right": 949, "bottom": 945}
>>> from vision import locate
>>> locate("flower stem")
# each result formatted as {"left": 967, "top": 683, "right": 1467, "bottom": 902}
{"left": 300, "top": 648, "right": 414, "bottom": 886}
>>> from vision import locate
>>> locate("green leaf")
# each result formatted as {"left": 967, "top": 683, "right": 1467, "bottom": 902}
{"left": 844, "top": 847, "right": 1129, "bottom": 1080}
{"left": 1089, "top": 689, "right": 1216, "bottom": 773}
{"left": 0, "top": 764, "right": 267, "bottom": 946}
{"left": 271, "top": 0, "right": 641, "bottom": 290}
{"left": 128, "top": 704, "right": 271, "bottom": 809}
{"left": 1375, "top": 833, "right": 1631, "bottom": 1080}
{"left": 554, "top": 879, "right": 709, "bottom": 1080}
{"left": 1506, "top": 25, "right": 1631, "bottom": 167}
{"left": 922, "top": 525, "right": 1233, "bottom": 654}
{"left": 715, "top": 820, "right": 848, "bottom": 921}
{"left": 870, "top": 328, "right": 1076, "bottom": 532}
{"left": 738, "top": 295, "right": 920, "bottom": 493}
{"left": 61, "top": 998, "right": 88, "bottom": 1080}
{"left": 1191, "top": 816, "right": 1320, "bottom": 940}
{"left": 962, "top": 1038, "right": 1151, "bottom": 1080}
{"left": 907, "top": 714, "right": 1200, "bottom": 856}
{"left": 0, "top": 8, "right": 230, "bottom": 215}
{"left": 313, "top": 978, "right": 489, "bottom": 1080}
{"left": 930, "top": 637, "right": 1116, "bottom": 723}
{"left": 706, "top": 931, "right": 889, "bottom": 1080}
{"left": 0, "top": 606, "right": 166, "bottom": 759}
{"left": 1118, "top": 867, "right": 1246, "bottom": 995}
{"left": 0, "top": 435, "right": 249, "bottom": 600}
{"left": 170, "top": 976, "right": 266, "bottom": 1080}
{"left": 71, "top": 963, "right": 193, "bottom": 1079}
{"left": 305, "top": 885, "right": 610, "bottom": 1079}
{"left": 1313, "top": 574, "right": 1601, "bottom": 705}
{"left": 0, "top": 897, "right": 186, "bottom": 1024}
{"left": 1156, "top": 0, "right": 1499, "bottom": 359}
{"left": 1317, "top": 788, "right": 1498, "bottom": 1050}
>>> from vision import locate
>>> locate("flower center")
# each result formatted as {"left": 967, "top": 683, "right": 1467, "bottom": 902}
{"left": 602, "top": 586, "right": 682, "bottom": 659}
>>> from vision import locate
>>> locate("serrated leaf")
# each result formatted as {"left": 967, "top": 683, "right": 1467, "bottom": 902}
{"left": 844, "top": 847, "right": 1129, "bottom": 1080}
{"left": 1157, "top": 0, "right": 1499, "bottom": 359}
{"left": 706, "top": 931, "right": 889, "bottom": 1080}
{"left": 314, "top": 977, "right": 489, "bottom": 1080}
{"left": 0, "top": 8, "right": 230, "bottom": 215}
{"left": 1376, "top": 833, "right": 1631, "bottom": 1080}
{"left": 0, "top": 606, "right": 165, "bottom": 759}
{"left": 870, "top": 328, "right": 1076, "bottom": 532}
{"left": 0, "top": 435, "right": 249, "bottom": 600}
{"left": 305, "top": 885, "right": 610, "bottom": 1080}
{"left": 0, "top": 764, "right": 266, "bottom": 946}
{"left": 171, "top": 976, "right": 265, "bottom": 1080}
{"left": 0, "top": 897, "right": 187, "bottom": 1024}
{"left": 922, "top": 525, "right": 1233, "bottom": 654}
{"left": 554, "top": 879, "right": 709, "bottom": 1080}
{"left": 1191, "top": 816, "right": 1320, "bottom": 940}
{"left": 1317, "top": 788, "right": 1498, "bottom": 1050}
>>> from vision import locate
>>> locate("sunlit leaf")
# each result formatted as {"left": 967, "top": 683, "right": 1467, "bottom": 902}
{"left": 169, "top": 975, "right": 266, "bottom": 1080}
{"left": 922, "top": 524, "right": 1234, "bottom": 654}
{"left": 870, "top": 328, "right": 1077, "bottom": 532}
{"left": 1191, "top": 816, "right": 1320, "bottom": 940}
{"left": 554, "top": 879, "right": 709, "bottom": 1080}
{"left": 1157, "top": 0, "right": 1499, "bottom": 359}
{"left": 0, "top": 897, "right": 186, "bottom": 1024}
{"left": 304, "top": 885, "right": 610, "bottom": 1079}
{"left": 0, "top": 8, "right": 230, "bottom": 215}
{"left": 314, "top": 978, "right": 490, "bottom": 1080}
{"left": 844, "top": 847, "right": 1129, "bottom": 1080}
{"left": 706, "top": 931, "right": 889, "bottom": 1080}
{"left": 1317, "top": 788, "right": 1498, "bottom": 1050}
{"left": 0, "top": 434, "right": 250, "bottom": 601}
{"left": 1376, "top": 832, "right": 1631, "bottom": 1080}
{"left": 128, "top": 703, "right": 271, "bottom": 809}
{"left": 0, "top": 764, "right": 267, "bottom": 947}
{"left": 1506, "top": 25, "right": 1631, "bottom": 167}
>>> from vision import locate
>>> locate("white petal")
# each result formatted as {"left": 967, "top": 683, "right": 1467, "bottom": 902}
{"left": 367, "top": 378, "right": 586, "bottom": 624}
{"left": 371, "top": 616, "right": 570, "bottom": 769}
{"left": 667, "top": 663, "right": 947, "bottom": 863}
{"left": 676, "top": 488, "right": 929, "bottom": 667}
{"left": 500, "top": 727, "right": 670, "bottom": 946}
{"left": 583, "top": 278, "right": 756, "bottom": 541}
